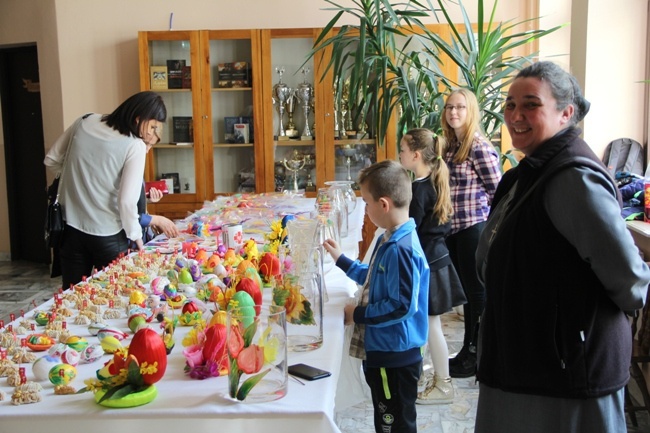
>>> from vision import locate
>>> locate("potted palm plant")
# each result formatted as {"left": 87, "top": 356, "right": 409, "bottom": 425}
{"left": 309, "top": 0, "right": 563, "bottom": 161}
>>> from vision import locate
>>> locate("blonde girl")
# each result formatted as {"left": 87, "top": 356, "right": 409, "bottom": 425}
{"left": 399, "top": 128, "right": 467, "bottom": 404}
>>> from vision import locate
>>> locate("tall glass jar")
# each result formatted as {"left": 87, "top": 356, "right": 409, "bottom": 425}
{"left": 272, "top": 271, "right": 323, "bottom": 352}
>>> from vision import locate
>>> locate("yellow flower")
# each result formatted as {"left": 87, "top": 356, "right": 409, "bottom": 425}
{"left": 140, "top": 361, "right": 159, "bottom": 376}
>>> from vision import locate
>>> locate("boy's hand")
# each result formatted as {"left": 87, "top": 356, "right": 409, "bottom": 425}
{"left": 323, "top": 238, "right": 342, "bottom": 262}
{"left": 344, "top": 303, "right": 356, "bottom": 326}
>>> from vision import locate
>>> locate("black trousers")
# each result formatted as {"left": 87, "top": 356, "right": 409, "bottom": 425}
{"left": 363, "top": 360, "right": 421, "bottom": 433}
{"left": 446, "top": 221, "right": 486, "bottom": 348}
{"left": 60, "top": 224, "right": 129, "bottom": 289}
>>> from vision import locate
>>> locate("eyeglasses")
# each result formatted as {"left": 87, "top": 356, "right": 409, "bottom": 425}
{"left": 444, "top": 105, "right": 467, "bottom": 112}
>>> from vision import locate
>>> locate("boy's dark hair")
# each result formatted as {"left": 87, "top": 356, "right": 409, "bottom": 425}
{"left": 102, "top": 91, "right": 167, "bottom": 139}
{"left": 358, "top": 159, "right": 412, "bottom": 208}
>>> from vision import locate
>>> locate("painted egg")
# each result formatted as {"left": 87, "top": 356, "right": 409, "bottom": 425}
{"left": 163, "top": 283, "right": 178, "bottom": 300}
{"left": 80, "top": 344, "right": 104, "bottom": 363}
{"left": 88, "top": 322, "right": 108, "bottom": 336}
{"left": 228, "top": 291, "right": 256, "bottom": 328}
{"left": 128, "top": 314, "right": 148, "bottom": 333}
{"left": 96, "top": 326, "right": 128, "bottom": 341}
{"left": 48, "top": 363, "right": 77, "bottom": 385}
{"left": 100, "top": 336, "right": 123, "bottom": 354}
{"left": 150, "top": 276, "right": 170, "bottom": 296}
{"left": 65, "top": 335, "right": 88, "bottom": 352}
{"left": 61, "top": 347, "right": 81, "bottom": 366}
{"left": 214, "top": 264, "right": 227, "bottom": 279}
{"left": 48, "top": 343, "right": 68, "bottom": 358}
{"left": 32, "top": 355, "right": 60, "bottom": 381}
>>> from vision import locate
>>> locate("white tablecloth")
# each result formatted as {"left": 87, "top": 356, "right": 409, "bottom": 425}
{"left": 0, "top": 199, "right": 365, "bottom": 433}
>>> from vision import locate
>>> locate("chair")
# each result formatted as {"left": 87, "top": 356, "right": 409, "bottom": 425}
{"left": 625, "top": 294, "right": 650, "bottom": 426}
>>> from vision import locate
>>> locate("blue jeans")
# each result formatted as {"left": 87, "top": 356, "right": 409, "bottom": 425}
{"left": 446, "top": 221, "right": 486, "bottom": 348}
{"left": 60, "top": 225, "right": 129, "bottom": 289}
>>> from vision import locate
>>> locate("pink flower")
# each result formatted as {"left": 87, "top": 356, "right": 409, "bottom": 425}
{"left": 183, "top": 344, "right": 205, "bottom": 368}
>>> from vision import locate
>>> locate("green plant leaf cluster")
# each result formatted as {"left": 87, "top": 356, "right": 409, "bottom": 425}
{"left": 309, "top": 0, "right": 564, "bottom": 158}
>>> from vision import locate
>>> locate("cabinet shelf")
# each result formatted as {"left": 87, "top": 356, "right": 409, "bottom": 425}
{"left": 275, "top": 140, "right": 315, "bottom": 147}
{"left": 211, "top": 87, "right": 252, "bottom": 92}
{"left": 335, "top": 139, "right": 375, "bottom": 146}
{"left": 157, "top": 144, "right": 194, "bottom": 149}
{"left": 213, "top": 143, "right": 254, "bottom": 148}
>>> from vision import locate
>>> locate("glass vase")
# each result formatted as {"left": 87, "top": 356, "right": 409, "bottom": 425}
{"left": 273, "top": 271, "right": 323, "bottom": 351}
{"left": 227, "top": 305, "right": 287, "bottom": 403}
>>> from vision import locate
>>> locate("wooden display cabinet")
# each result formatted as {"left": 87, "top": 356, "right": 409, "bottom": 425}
{"left": 139, "top": 28, "right": 393, "bottom": 219}
{"left": 138, "top": 30, "right": 264, "bottom": 218}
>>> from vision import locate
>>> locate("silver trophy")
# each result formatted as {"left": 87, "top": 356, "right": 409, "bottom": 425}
{"left": 272, "top": 67, "right": 292, "bottom": 141}
{"left": 285, "top": 89, "right": 299, "bottom": 138}
{"left": 283, "top": 149, "right": 306, "bottom": 192}
{"left": 295, "top": 68, "right": 314, "bottom": 140}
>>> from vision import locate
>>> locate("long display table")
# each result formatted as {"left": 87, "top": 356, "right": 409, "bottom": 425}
{"left": 0, "top": 196, "right": 365, "bottom": 433}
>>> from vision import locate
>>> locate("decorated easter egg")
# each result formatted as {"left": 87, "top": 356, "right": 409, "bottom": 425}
{"left": 100, "top": 336, "right": 123, "bottom": 354}
{"left": 61, "top": 347, "right": 81, "bottom": 366}
{"left": 179, "top": 300, "right": 203, "bottom": 326}
{"left": 150, "top": 276, "right": 170, "bottom": 296}
{"left": 96, "top": 326, "right": 128, "bottom": 341}
{"left": 228, "top": 291, "right": 256, "bottom": 327}
{"left": 128, "top": 314, "right": 148, "bottom": 333}
{"left": 163, "top": 283, "right": 178, "bottom": 300}
{"left": 32, "top": 355, "right": 60, "bottom": 381}
{"left": 235, "top": 277, "right": 262, "bottom": 314}
{"left": 80, "top": 344, "right": 104, "bottom": 363}
{"left": 65, "top": 335, "right": 88, "bottom": 352}
{"left": 178, "top": 268, "right": 193, "bottom": 285}
{"left": 214, "top": 263, "right": 227, "bottom": 279}
{"left": 48, "top": 343, "right": 68, "bottom": 358}
{"left": 48, "top": 363, "right": 77, "bottom": 385}
{"left": 88, "top": 322, "right": 108, "bottom": 336}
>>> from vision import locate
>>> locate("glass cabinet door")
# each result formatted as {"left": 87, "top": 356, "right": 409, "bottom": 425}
{"left": 204, "top": 30, "right": 264, "bottom": 198}
{"left": 138, "top": 30, "right": 204, "bottom": 214}
{"left": 261, "top": 29, "right": 321, "bottom": 194}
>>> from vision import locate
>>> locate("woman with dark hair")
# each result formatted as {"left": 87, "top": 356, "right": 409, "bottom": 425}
{"left": 44, "top": 91, "right": 166, "bottom": 289}
{"left": 474, "top": 61, "right": 650, "bottom": 432}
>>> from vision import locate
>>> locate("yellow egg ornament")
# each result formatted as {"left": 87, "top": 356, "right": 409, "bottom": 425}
{"left": 100, "top": 335, "right": 123, "bottom": 354}
{"left": 48, "top": 363, "right": 77, "bottom": 385}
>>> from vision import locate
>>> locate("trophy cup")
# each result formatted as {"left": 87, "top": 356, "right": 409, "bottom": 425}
{"left": 285, "top": 89, "right": 299, "bottom": 138}
{"left": 272, "top": 67, "right": 291, "bottom": 141}
{"left": 283, "top": 149, "right": 306, "bottom": 192}
{"left": 295, "top": 68, "right": 314, "bottom": 141}
{"left": 342, "top": 144, "right": 357, "bottom": 182}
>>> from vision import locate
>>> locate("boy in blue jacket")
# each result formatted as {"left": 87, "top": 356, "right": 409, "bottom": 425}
{"left": 324, "top": 160, "right": 430, "bottom": 433}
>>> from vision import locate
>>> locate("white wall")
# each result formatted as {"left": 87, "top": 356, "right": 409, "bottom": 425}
{"left": 0, "top": 0, "right": 647, "bottom": 258}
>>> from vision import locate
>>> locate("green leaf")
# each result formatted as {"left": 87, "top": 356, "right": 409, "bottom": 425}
{"left": 229, "top": 358, "right": 241, "bottom": 398}
{"left": 126, "top": 359, "right": 145, "bottom": 388}
{"left": 236, "top": 368, "right": 271, "bottom": 401}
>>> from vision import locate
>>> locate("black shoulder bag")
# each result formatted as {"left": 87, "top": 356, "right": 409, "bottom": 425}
{"left": 45, "top": 117, "right": 83, "bottom": 251}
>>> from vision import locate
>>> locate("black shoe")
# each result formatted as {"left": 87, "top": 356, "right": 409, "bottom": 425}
{"left": 449, "top": 351, "right": 476, "bottom": 378}
{"left": 449, "top": 345, "right": 469, "bottom": 367}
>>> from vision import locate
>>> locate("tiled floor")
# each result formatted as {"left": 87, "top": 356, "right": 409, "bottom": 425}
{"left": 0, "top": 260, "right": 648, "bottom": 432}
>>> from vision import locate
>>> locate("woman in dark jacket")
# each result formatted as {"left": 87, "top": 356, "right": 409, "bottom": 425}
{"left": 474, "top": 61, "right": 650, "bottom": 433}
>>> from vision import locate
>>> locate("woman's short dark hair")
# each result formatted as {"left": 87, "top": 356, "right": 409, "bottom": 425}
{"left": 516, "top": 61, "right": 590, "bottom": 124}
{"left": 102, "top": 91, "right": 167, "bottom": 138}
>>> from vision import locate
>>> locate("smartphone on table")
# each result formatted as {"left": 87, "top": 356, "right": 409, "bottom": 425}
{"left": 288, "top": 363, "right": 331, "bottom": 381}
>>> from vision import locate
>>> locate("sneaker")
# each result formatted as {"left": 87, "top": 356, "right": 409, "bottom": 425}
{"left": 449, "top": 351, "right": 476, "bottom": 378}
{"left": 417, "top": 370, "right": 435, "bottom": 392}
{"left": 416, "top": 376, "right": 454, "bottom": 405}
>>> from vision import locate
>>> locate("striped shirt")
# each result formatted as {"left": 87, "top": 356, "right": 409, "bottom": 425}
{"left": 444, "top": 133, "right": 502, "bottom": 233}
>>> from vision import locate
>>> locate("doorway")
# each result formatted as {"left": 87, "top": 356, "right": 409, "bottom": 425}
{"left": 0, "top": 45, "right": 48, "bottom": 263}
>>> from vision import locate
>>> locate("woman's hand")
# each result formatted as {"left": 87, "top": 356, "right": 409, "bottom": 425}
{"left": 150, "top": 215, "right": 180, "bottom": 239}
{"left": 148, "top": 187, "right": 163, "bottom": 203}
{"left": 323, "top": 239, "right": 342, "bottom": 262}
